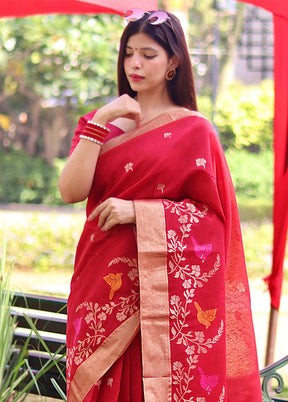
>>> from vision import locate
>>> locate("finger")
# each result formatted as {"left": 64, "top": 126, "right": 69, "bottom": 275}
{"left": 136, "top": 115, "right": 142, "bottom": 127}
{"left": 134, "top": 111, "right": 143, "bottom": 127}
{"left": 88, "top": 206, "right": 102, "bottom": 222}
{"left": 87, "top": 207, "right": 99, "bottom": 222}
{"left": 87, "top": 200, "right": 108, "bottom": 222}
{"left": 98, "top": 205, "right": 114, "bottom": 228}
{"left": 123, "top": 110, "right": 142, "bottom": 121}
{"left": 102, "top": 214, "right": 120, "bottom": 231}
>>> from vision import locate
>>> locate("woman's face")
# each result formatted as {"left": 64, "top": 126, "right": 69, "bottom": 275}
{"left": 124, "top": 32, "right": 173, "bottom": 95}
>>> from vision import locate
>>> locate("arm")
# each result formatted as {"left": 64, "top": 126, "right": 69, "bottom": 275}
{"left": 58, "top": 95, "right": 142, "bottom": 204}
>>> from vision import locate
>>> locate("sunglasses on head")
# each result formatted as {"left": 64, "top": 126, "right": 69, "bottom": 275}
{"left": 124, "top": 8, "right": 175, "bottom": 32}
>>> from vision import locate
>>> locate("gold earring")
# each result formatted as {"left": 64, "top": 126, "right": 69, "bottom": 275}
{"left": 166, "top": 68, "right": 176, "bottom": 81}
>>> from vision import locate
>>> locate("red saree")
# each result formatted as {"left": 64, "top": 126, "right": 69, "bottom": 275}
{"left": 66, "top": 110, "right": 262, "bottom": 401}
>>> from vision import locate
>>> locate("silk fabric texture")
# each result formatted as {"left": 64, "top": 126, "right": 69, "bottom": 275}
{"left": 66, "top": 110, "right": 262, "bottom": 401}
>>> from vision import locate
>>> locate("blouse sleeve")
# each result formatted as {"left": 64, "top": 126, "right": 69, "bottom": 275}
{"left": 69, "top": 110, "right": 96, "bottom": 157}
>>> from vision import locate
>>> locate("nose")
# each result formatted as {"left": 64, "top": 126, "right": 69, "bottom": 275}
{"left": 130, "top": 53, "right": 142, "bottom": 69}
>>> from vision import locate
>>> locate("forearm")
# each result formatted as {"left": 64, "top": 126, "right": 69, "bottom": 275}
{"left": 58, "top": 139, "right": 101, "bottom": 203}
{"left": 59, "top": 95, "right": 142, "bottom": 204}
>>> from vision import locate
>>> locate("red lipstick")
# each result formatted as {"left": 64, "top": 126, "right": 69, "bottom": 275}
{"left": 130, "top": 74, "right": 144, "bottom": 82}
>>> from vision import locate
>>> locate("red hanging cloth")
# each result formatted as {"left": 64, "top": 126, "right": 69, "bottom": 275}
{"left": 267, "top": 11, "right": 288, "bottom": 310}
{"left": 238, "top": 0, "right": 288, "bottom": 310}
{"left": 0, "top": 0, "right": 158, "bottom": 18}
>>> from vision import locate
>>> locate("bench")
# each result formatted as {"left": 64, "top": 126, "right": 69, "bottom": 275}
{"left": 10, "top": 293, "right": 288, "bottom": 401}
{"left": 260, "top": 355, "right": 288, "bottom": 401}
{"left": 11, "top": 292, "right": 67, "bottom": 399}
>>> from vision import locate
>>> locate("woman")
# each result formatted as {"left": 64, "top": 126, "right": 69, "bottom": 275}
{"left": 59, "top": 9, "right": 262, "bottom": 401}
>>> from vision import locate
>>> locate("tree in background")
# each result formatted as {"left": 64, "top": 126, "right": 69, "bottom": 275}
{"left": 0, "top": 4, "right": 273, "bottom": 167}
{"left": 186, "top": 0, "right": 247, "bottom": 100}
{"left": 0, "top": 14, "right": 122, "bottom": 164}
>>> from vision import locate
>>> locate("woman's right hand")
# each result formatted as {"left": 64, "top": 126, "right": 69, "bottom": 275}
{"left": 92, "top": 94, "right": 142, "bottom": 127}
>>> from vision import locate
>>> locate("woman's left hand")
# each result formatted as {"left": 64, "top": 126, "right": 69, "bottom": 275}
{"left": 88, "top": 197, "right": 136, "bottom": 231}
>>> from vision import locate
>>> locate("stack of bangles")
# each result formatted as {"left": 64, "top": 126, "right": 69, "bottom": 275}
{"left": 79, "top": 120, "right": 110, "bottom": 146}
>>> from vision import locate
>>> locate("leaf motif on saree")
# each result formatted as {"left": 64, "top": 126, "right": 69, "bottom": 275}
{"left": 164, "top": 200, "right": 208, "bottom": 224}
{"left": 157, "top": 183, "right": 166, "bottom": 194}
{"left": 108, "top": 256, "right": 138, "bottom": 268}
{"left": 218, "top": 386, "right": 225, "bottom": 402}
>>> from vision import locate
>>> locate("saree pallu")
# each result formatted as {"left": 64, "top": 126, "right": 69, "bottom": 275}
{"left": 66, "top": 110, "right": 262, "bottom": 401}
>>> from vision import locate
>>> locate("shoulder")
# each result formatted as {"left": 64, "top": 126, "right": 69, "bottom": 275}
{"left": 175, "top": 113, "right": 225, "bottom": 160}
{"left": 176, "top": 112, "right": 216, "bottom": 140}
{"left": 171, "top": 110, "right": 213, "bottom": 133}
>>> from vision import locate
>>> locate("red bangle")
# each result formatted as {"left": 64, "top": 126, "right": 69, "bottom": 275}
{"left": 87, "top": 120, "right": 110, "bottom": 133}
{"left": 83, "top": 127, "right": 107, "bottom": 141}
{"left": 86, "top": 122, "right": 108, "bottom": 136}
{"left": 82, "top": 122, "right": 109, "bottom": 143}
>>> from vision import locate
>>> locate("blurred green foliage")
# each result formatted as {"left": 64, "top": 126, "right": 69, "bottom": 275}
{"left": 0, "top": 14, "right": 122, "bottom": 107}
{"left": 241, "top": 220, "right": 273, "bottom": 278}
{"left": 2, "top": 211, "right": 84, "bottom": 272}
{"left": 214, "top": 80, "right": 274, "bottom": 151}
{"left": 0, "top": 148, "right": 65, "bottom": 204}
{"left": 225, "top": 149, "right": 273, "bottom": 200}
{"left": 0, "top": 14, "right": 123, "bottom": 162}
{"left": 197, "top": 80, "right": 274, "bottom": 152}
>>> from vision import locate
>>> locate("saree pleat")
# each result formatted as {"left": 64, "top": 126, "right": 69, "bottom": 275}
{"left": 83, "top": 331, "right": 144, "bottom": 402}
{"left": 66, "top": 110, "right": 262, "bottom": 401}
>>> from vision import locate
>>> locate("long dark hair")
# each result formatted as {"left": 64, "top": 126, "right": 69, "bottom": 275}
{"left": 117, "top": 11, "right": 198, "bottom": 111}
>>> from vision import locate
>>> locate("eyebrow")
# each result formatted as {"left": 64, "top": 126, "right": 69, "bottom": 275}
{"left": 126, "top": 45, "right": 158, "bottom": 52}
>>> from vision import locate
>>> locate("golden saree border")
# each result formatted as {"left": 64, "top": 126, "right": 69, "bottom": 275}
{"left": 68, "top": 311, "right": 140, "bottom": 402}
{"left": 101, "top": 110, "right": 205, "bottom": 155}
{"left": 134, "top": 200, "right": 172, "bottom": 402}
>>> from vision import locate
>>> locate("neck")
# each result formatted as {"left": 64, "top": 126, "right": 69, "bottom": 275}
{"left": 136, "top": 88, "right": 175, "bottom": 120}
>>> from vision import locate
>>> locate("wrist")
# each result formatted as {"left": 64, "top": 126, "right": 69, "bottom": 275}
{"left": 92, "top": 109, "right": 110, "bottom": 126}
